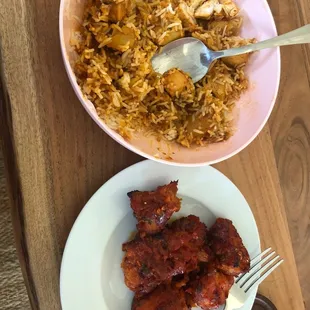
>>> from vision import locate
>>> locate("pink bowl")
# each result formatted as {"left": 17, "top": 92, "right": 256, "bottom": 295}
{"left": 59, "top": 0, "right": 280, "bottom": 167}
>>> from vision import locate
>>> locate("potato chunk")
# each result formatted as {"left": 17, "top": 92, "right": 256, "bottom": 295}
{"left": 107, "top": 26, "right": 135, "bottom": 52}
{"left": 109, "top": 0, "right": 128, "bottom": 22}
{"left": 162, "top": 68, "right": 194, "bottom": 100}
{"left": 158, "top": 29, "right": 184, "bottom": 46}
{"left": 222, "top": 53, "right": 250, "bottom": 67}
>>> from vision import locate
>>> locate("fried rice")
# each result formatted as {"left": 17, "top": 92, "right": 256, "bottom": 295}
{"left": 71, "top": 0, "right": 255, "bottom": 147}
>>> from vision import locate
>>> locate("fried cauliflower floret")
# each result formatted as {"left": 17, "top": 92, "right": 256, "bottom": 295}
{"left": 164, "top": 215, "right": 209, "bottom": 269}
{"left": 209, "top": 218, "right": 250, "bottom": 276}
{"left": 122, "top": 216, "right": 209, "bottom": 296}
{"left": 187, "top": 264, "right": 234, "bottom": 309}
{"left": 122, "top": 234, "right": 171, "bottom": 296}
{"left": 132, "top": 284, "right": 189, "bottom": 310}
{"left": 127, "top": 181, "right": 181, "bottom": 235}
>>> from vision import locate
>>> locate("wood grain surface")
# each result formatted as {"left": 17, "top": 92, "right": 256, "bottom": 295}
{"left": 268, "top": 0, "right": 310, "bottom": 307}
{"left": 0, "top": 0, "right": 308, "bottom": 310}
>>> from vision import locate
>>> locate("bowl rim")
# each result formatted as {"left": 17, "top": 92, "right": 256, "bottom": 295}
{"left": 58, "top": 0, "right": 281, "bottom": 167}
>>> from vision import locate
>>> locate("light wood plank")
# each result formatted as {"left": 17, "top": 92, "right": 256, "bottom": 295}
{"left": 215, "top": 126, "right": 304, "bottom": 309}
{"left": 268, "top": 0, "right": 310, "bottom": 307}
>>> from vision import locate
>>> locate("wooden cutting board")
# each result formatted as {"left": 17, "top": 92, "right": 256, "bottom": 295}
{"left": 0, "top": 0, "right": 308, "bottom": 309}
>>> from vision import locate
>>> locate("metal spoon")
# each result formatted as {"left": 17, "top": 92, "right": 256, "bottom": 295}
{"left": 151, "top": 24, "right": 310, "bottom": 83}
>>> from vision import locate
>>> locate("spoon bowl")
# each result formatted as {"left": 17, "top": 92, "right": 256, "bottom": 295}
{"left": 151, "top": 24, "right": 310, "bottom": 82}
{"left": 151, "top": 37, "right": 215, "bottom": 83}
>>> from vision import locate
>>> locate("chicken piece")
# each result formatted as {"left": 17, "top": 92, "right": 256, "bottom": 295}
{"left": 194, "top": 0, "right": 239, "bottom": 20}
{"left": 195, "top": 0, "right": 219, "bottom": 19}
{"left": 208, "top": 17, "right": 242, "bottom": 36}
{"left": 107, "top": 26, "right": 135, "bottom": 52}
{"left": 188, "top": 0, "right": 205, "bottom": 10}
{"left": 122, "top": 216, "right": 208, "bottom": 296}
{"left": 177, "top": 2, "right": 197, "bottom": 30}
{"left": 209, "top": 218, "right": 250, "bottom": 276}
{"left": 187, "top": 264, "right": 234, "bottom": 309}
{"left": 158, "top": 29, "right": 184, "bottom": 46}
{"left": 162, "top": 69, "right": 195, "bottom": 102}
{"left": 132, "top": 285, "right": 189, "bottom": 310}
{"left": 222, "top": 53, "right": 250, "bottom": 67}
{"left": 127, "top": 182, "right": 181, "bottom": 235}
{"left": 109, "top": 0, "right": 128, "bottom": 22}
{"left": 122, "top": 234, "right": 172, "bottom": 296}
{"left": 219, "top": 0, "right": 239, "bottom": 18}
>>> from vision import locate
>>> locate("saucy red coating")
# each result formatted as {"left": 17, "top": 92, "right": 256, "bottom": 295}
{"left": 127, "top": 181, "right": 181, "bottom": 235}
{"left": 164, "top": 215, "right": 209, "bottom": 271}
{"left": 209, "top": 218, "right": 250, "bottom": 276}
{"left": 132, "top": 284, "right": 189, "bottom": 310}
{"left": 187, "top": 264, "right": 234, "bottom": 309}
{"left": 122, "top": 215, "right": 208, "bottom": 296}
{"left": 122, "top": 233, "right": 171, "bottom": 296}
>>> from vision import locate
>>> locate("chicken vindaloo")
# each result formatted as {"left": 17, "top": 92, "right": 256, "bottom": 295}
{"left": 121, "top": 181, "right": 250, "bottom": 309}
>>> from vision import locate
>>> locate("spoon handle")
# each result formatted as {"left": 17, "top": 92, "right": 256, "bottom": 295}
{"left": 216, "top": 24, "right": 310, "bottom": 58}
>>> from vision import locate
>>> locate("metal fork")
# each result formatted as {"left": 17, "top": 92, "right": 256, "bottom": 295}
{"left": 224, "top": 248, "right": 284, "bottom": 310}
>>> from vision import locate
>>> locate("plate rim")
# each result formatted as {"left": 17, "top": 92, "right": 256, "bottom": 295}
{"left": 60, "top": 160, "right": 261, "bottom": 310}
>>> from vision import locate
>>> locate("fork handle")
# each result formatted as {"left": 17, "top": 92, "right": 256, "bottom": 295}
{"left": 215, "top": 24, "right": 310, "bottom": 58}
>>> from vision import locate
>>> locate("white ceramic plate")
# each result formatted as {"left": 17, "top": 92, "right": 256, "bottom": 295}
{"left": 60, "top": 160, "right": 261, "bottom": 310}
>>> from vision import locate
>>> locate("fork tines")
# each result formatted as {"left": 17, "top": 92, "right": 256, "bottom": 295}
{"left": 236, "top": 247, "right": 284, "bottom": 293}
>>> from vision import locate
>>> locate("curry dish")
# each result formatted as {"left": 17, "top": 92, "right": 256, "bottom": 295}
{"left": 121, "top": 181, "right": 250, "bottom": 309}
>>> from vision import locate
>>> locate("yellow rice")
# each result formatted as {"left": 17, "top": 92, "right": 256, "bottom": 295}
{"left": 72, "top": 0, "right": 255, "bottom": 147}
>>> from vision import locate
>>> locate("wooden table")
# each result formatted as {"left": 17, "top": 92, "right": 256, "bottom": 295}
{"left": 0, "top": 0, "right": 309, "bottom": 309}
